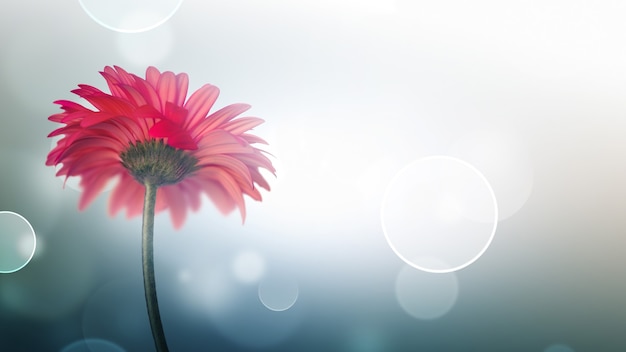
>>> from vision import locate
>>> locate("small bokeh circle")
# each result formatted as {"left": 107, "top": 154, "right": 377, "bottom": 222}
{"left": 60, "top": 338, "right": 125, "bottom": 352}
{"left": 395, "top": 264, "right": 459, "bottom": 320}
{"left": 258, "top": 274, "right": 299, "bottom": 312}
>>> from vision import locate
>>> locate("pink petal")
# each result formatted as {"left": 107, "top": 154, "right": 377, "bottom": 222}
{"left": 160, "top": 185, "right": 187, "bottom": 229}
{"left": 109, "top": 66, "right": 136, "bottom": 86}
{"left": 78, "top": 169, "right": 119, "bottom": 210}
{"left": 164, "top": 102, "right": 188, "bottom": 125}
{"left": 240, "top": 133, "right": 269, "bottom": 145}
{"left": 126, "top": 183, "right": 146, "bottom": 218}
{"left": 149, "top": 120, "right": 177, "bottom": 138}
{"left": 108, "top": 173, "right": 140, "bottom": 216}
{"left": 145, "top": 66, "right": 161, "bottom": 87}
{"left": 157, "top": 71, "right": 177, "bottom": 111}
{"left": 196, "top": 167, "right": 246, "bottom": 222}
{"left": 167, "top": 132, "right": 198, "bottom": 150}
{"left": 175, "top": 73, "right": 189, "bottom": 106}
{"left": 183, "top": 84, "right": 220, "bottom": 130}
{"left": 192, "top": 103, "right": 250, "bottom": 138}
{"left": 117, "top": 84, "right": 148, "bottom": 106}
{"left": 196, "top": 155, "right": 252, "bottom": 186}
{"left": 201, "top": 180, "right": 236, "bottom": 215}
{"left": 131, "top": 76, "right": 162, "bottom": 112}
{"left": 133, "top": 105, "right": 163, "bottom": 120}
{"left": 220, "top": 117, "right": 265, "bottom": 135}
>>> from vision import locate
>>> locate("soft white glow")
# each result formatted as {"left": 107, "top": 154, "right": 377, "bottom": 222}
{"left": 116, "top": 23, "right": 174, "bottom": 66}
{"left": 232, "top": 250, "right": 266, "bottom": 284}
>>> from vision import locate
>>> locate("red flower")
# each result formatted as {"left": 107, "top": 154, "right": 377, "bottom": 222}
{"left": 46, "top": 66, "right": 274, "bottom": 229}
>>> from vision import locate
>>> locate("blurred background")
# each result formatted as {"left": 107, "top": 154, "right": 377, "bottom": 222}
{"left": 1, "top": 0, "right": 625, "bottom": 351}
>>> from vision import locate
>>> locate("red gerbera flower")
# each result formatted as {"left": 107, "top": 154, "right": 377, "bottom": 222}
{"left": 47, "top": 66, "right": 275, "bottom": 351}
{"left": 46, "top": 65, "right": 274, "bottom": 229}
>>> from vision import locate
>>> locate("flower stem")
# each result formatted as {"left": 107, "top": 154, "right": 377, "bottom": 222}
{"left": 142, "top": 182, "right": 170, "bottom": 352}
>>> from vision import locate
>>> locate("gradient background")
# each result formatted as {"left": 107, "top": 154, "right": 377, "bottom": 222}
{"left": 1, "top": 0, "right": 625, "bottom": 351}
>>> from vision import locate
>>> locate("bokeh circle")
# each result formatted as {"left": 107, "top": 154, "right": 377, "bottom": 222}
{"left": 381, "top": 155, "right": 498, "bottom": 273}
{"left": 0, "top": 211, "right": 36, "bottom": 273}
{"left": 258, "top": 274, "right": 299, "bottom": 312}
{"left": 395, "top": 264, "right": 459, "bottom": 320}
{"left": 60, "top": 338, "right": 126, "bottom": 352}
{"left": 79, "top": 0, "right": 184, "bottom": 33}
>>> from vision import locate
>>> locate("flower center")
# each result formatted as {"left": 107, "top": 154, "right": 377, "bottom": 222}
{"left": 120, "top": 139, "right": 199, "bottom": 186}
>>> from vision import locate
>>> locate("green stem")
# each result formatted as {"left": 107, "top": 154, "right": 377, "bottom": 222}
{"left": 142, "top": 182, "right": 170, "bottom": 352}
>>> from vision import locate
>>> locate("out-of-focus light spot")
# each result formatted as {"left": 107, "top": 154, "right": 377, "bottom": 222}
{"left": 209, "top": 283, "right": 303, "bottom": 349}
{"left": 447, "top": 128, "right": 533, "bottom": 221}
{"left": 381, "top": 155, "right": 498, "bottom": 273}
{"left": 178, "top": 269, "right": 192, "bottom": 283}
{"left": 545, "top": 344, "right": 575, "bottom": 352}
{"left": 395, "top": 264, "right": 458, "bottom": 320}
{"left": 232, "top": 250, "right": 266, "bottom": 284}
{"left": 79, "top": 0, "right": 183, "bottom": 33}
{"left": 258, "top": 274, "right": 299, "bottom": 311}
{"left": 0, "top": 211, "right": 36, "bottom": 273}
{"left": 178, "top": 265, "right": 238, "bottom": 316}
{"left": 61, "top": 338, "right": 126, "bottom": 352}
{"left": 116, "top": 23, "right": 174, "bottom": 66}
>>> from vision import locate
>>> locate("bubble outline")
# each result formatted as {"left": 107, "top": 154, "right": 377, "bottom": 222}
{"left": 78, "top": 0, "right": 184, "bottom": 33}
{"left": 258, "top": 278, "right": 299, "bottom": 312}
{"left": 0, "top": 211, "right": 37, "bottom": 274}
{"left": 60, "top": 337, "right": 125, "bottom": 352}
{"left": 380, "top": 155, "right": 498, "bottom": 273}
{"left": 395, "top": 264, "right": 459, "bottom": 320}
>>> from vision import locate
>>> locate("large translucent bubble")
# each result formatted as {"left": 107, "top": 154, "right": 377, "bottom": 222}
{"left": 447, "top": 128, "right": 533, "bottom": 221}
{"left": 381, "top": 156, "right": 498, "bottom": 273}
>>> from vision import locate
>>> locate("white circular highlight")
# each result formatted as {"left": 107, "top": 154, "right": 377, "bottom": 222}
{"left": 79, "top": 0, "right": 183, "bottom": 33}
{"left": 0, "top": 211, "right": 36, "bottom": 273}
{"left": 258, "top": 275, "right": 299, "bottom": 312}
{"left": 381, "top": 155, "right": 498, "bottom": 273}
{"left": 395, "top": 264, "right": 458, "bottom": 320}
{"left": 232, "top": 250, "right": 266, "bottom": 284}
{"left": 545, "top": 344, "right": 575, "bottom": 352}
{"left": 61, "top": 338, "right": 126, "bottom": 352}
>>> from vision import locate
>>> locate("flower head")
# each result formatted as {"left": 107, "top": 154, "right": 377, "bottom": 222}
{"left": 47, "top": 66, "right": 274, "bottom": 228}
